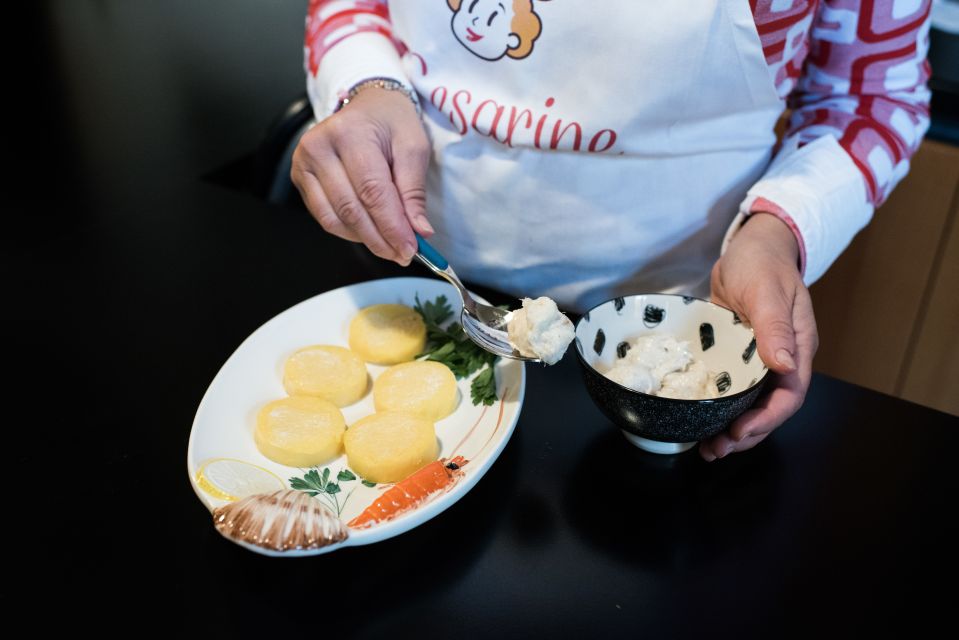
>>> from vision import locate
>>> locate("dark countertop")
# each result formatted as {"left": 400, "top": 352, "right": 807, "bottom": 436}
{"left": 39, "top": 176, "right": 956, "bottom": 636}
{"left": 15, "top": 2, "right": 957, "bottom": 636}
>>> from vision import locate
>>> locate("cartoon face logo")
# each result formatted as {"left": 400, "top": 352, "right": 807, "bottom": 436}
{"left": 448, "top": 0, "right": 543, "bottom": 61}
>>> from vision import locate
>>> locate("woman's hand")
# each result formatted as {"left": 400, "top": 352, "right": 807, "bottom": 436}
{"left": 703, "top": 213, "right": 819, "bottom": 461}
{"left": 291, "top": 87, "right": 433, "bottom": 266}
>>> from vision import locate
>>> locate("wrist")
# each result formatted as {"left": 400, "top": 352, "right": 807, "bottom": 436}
{"left": 335, "top": 77, "right": 421, "bottom": 115}
{"left": 739, "top": 211, "right": 801, "bottom": 270}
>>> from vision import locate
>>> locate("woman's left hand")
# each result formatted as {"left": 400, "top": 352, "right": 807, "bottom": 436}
{"left": 703, "top": 212, "right": 819, "bottom": 461}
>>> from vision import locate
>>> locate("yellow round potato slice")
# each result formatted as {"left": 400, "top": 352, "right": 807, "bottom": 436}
{"left": 373, "top": 360, "right": 458, "bottom": 422}
{"left": 254, "top": 396, "right": 346, "bottom": 467}
{"left": 343, "top": 411, "right": 438, "bottom": 484}
{"left": 348, "top": 304, "right": 427, "bottom": 365}
{"left": 282, "top": 345, "right": 368, "bottom": 407}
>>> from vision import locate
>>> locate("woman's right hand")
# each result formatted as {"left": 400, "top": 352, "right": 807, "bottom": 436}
{"left": 291, "top": 87, "right": 433, "bottom": 266}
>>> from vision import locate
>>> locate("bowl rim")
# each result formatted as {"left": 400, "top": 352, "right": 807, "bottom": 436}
{"left": 573, "top": 293, "right": 772, "bottom": 404}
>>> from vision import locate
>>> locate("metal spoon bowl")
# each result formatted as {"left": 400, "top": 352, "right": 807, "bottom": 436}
{"left": 414, "top": 234, "right": 540, "bottom": 362}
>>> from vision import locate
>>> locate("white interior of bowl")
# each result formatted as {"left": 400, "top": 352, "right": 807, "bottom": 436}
{"left": 575, "top": 294, "right": 768, "bottom": 398}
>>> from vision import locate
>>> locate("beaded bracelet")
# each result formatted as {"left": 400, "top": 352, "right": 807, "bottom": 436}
{"left": 334, "top": 77, "right": 421, "bottom": 116}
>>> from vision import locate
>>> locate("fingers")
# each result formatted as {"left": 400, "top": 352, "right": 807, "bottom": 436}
{"left": 699, "top": 377, "right": 800, "bottom": 461}
{"left": 700, "top": 288, "right": 818, "bottom": 462}
{"left": 290, "top": 96, "right": 431, "bottom": 265}
{"left": 294, "top": 124, "right": 418, "bottom": 265}
{"left": 749, "top": 280, "right": 798, "bottom": 375}
{"left": 334, "top": 144, "right": 416, "bottom": 265}
{"left": 708, "top": 261, "right": 729, "bottom": 309}
{"left": 292, "top": 168, "right": 360, "bottom": 243}
{"left": 392, "top": 132, "right": 433, "bottom": 237}
{"left": 700, "top": 429, "right": 770, "bottom": 462}
{"left": 792, "top": 281, "right": 820, "bottom": 369}
{"left": 730, "top": 375, "right": 805, "bottom": 439}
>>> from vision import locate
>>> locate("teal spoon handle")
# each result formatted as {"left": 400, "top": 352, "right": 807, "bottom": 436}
{"left": 415, "top": 233, "right": 449, "bottom": 271}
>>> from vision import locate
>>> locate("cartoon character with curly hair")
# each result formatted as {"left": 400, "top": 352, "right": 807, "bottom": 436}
{"left": 448, "top": 0, "right": 543, "bottom": 61}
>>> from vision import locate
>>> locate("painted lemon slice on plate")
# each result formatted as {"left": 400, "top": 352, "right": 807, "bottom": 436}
{"left": 196, "top": 458, "right": 285, "bottom": 501}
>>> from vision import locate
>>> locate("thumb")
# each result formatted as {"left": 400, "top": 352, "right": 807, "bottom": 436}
{"left": 746, "top": 284, "right": 798, "bottom": 374}
{"left": 391, "top": 133, "right": 433, "bottom": 237}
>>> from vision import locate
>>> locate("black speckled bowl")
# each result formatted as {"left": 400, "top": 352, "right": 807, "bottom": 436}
{"left": 574, "top": 294, "right": 770, "bottom": 454}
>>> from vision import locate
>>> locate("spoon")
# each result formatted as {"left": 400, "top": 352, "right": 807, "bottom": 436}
{"left": 414, "top": 233, "right": 539, "bottom": 362}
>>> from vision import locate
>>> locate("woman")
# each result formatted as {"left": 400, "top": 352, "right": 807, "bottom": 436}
{"left": 291, "top": 0, "right": 931, "bottom": 461}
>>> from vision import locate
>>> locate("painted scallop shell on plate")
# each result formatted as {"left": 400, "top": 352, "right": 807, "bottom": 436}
{"left": 213, "top": 489, "right": 349, "bottom": 552}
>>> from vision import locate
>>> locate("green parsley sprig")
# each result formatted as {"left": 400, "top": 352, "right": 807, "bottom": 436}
{"left": 414, "top": 294, "right": 498, "bottom": 406}
{"left": 288, "top": 467, "right": 375, "bottom": 516}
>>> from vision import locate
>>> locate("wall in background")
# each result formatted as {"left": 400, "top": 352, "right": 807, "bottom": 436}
{"left": 43, "top": 0, "right": 309, "bottom": 195}
{"left": 811, "top": 139, "right": 959, "bottom": 416}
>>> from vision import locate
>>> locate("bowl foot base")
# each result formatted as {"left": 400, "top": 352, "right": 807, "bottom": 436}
{"left": 621, "top": 431, "right": 696, "bottom": 454}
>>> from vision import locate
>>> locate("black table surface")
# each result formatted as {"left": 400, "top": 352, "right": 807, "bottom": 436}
{"left": 13, "top": 3, "right": 958, "bottom": 635}
{"left": 17, "top": 177, "right": 952, "bottom": 636}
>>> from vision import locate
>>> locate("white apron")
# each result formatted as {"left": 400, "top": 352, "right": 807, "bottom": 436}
{"left": 388, "top": 0, "right": 783, "bottom": 313}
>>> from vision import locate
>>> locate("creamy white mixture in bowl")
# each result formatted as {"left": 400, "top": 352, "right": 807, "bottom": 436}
{"left": 574, "top": 294, "right": 770, "bottom": 454}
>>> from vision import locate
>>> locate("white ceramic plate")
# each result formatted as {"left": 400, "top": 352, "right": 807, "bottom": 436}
{"left": 186, "top": 277, "right": 525, "bottom": 556}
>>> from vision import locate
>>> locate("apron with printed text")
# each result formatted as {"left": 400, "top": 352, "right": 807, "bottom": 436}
{"left": 389, "top": 0, "right": 783, "bottom": 312}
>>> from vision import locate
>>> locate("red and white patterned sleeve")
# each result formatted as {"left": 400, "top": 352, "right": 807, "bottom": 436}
{"left": 725, "top": 0, "right": 932, "bottom": 284}
{"left": 304, "top": 0, "right": 410, "bottom": 119}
